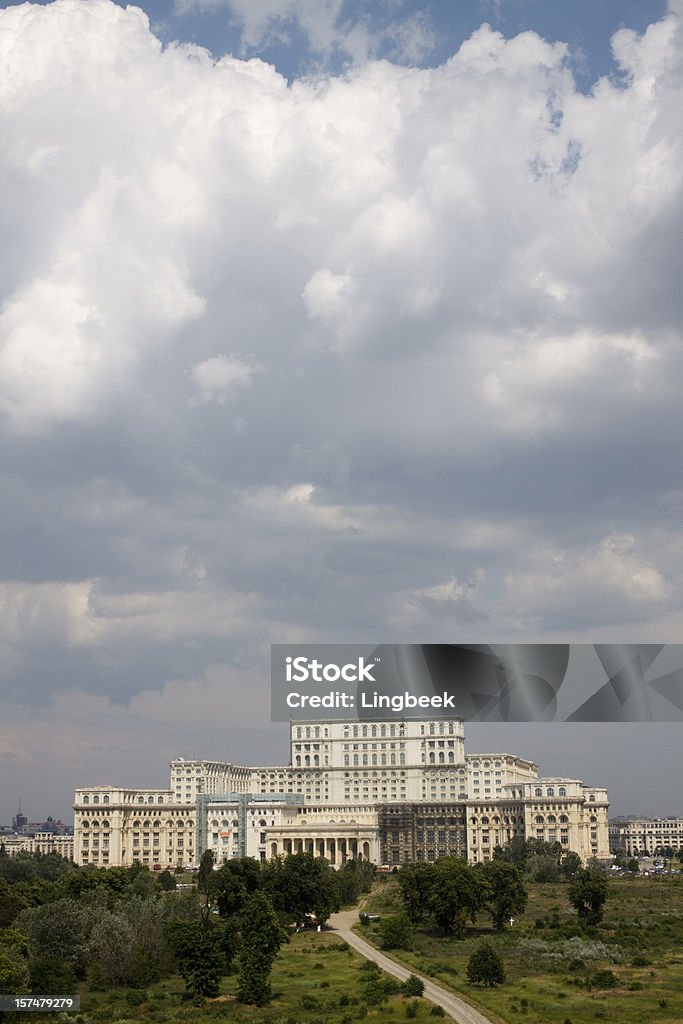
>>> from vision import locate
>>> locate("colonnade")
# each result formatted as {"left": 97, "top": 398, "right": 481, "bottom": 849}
{"left": 268, "top": 835, "right": 372, "bottom": 864}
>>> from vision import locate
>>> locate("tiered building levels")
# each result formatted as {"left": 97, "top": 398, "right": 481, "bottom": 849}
{"left": 73, "top": 717, "right": 610, "bottom": 869}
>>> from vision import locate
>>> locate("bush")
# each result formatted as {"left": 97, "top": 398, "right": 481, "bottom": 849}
{"left": 405, "top": 1002, "right": 419, "bottom": 1019}
{"left": 467, "top": 941, "right": 505, "bottom": 987}
{"left": 430, "top": 1008, "right": 445, "bottom": 1017}
{"left": 590, "top": 969, "right": 618, "bottom": 989}
{"left": 379, "top": 914, "right": 413, "bottom": 951}
{"left": 403, "top": 975, "right": 424, "bottom": 997}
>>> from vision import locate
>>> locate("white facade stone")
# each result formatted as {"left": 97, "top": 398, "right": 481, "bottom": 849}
{"left": 73, "top": 717, "right": 610, "bottom": 869}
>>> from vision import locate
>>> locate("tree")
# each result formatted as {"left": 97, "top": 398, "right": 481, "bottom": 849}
{"left": 237, "top": 891, "right": 284, "bottom": 1005}
{"left": 378, "top": 914, "right": 413, "bottom": 950}
{"left": 167, "top": 921, "right": 225, "bottom": 998}
{"left": 560, "top": 851, "right": 583, "bottom": 880}
{"left": 481, "top": 860, "right": 528, "bottom": 931}
{"left": 466, "top": 941, "right": 505, "bottom": 987}
{"left": 429, "top": 859, "right": 487, "bottom": 938}
{"left": 568, "top": 868, "right": 609, "bottom": 926}
{"left": 398, "top": 863, "right": 435, "bottom": 925}
{"left": 262, "top": 853, "right": 340, "bottom": 927}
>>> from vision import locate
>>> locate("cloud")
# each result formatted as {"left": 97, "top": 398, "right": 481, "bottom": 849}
{"left": 174, "top": 0, "right": 437, "bottom": 65}
{"left": 191, "top": 355, "right": 257, "bottom": 402}
{"left": 1, "top": 0, "right": 683, "bottom": 818}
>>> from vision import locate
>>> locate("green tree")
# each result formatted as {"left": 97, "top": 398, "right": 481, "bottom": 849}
{"left": 560, "top": 851, "right": 583, "bottom": 879}
{"left": 0, "top": 928, "right": 31, "bottom": 1000}
{"left": 481, "top": 860, "right": 527, "bottom": 931}
{"left": 378, "top": 913, "right": 413, "bottom": 950}
{"left": 167, "top": 920, "right": 225, "bottom": 998}
{"left": 237, "top": 891, "right": 284, "bottom": 1005}
{"left": 398, "top": 863, "right": 435, "bottom": 925}
{"left": 262, "top": 853, "right": 340, "bottom": 926}
{"left": 429, "top": 859, "right": 487, "bottom": 938}
{"left": 568, "top": 868, "right": 609, "bottom": 926}
{"left": 467, "top": 941, "right": 505, "bottom": 987}
{"left": 17, "top": 899, "right": 88, "bottom": 977}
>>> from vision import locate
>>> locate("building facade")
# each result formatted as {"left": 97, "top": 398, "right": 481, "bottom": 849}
{"left": 73, "top": 717, "right": 611, "bottom": 869}
{"left": 609, "top": 817, "right": 683, "bottom": 857}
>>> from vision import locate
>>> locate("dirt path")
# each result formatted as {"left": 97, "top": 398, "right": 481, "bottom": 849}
{"left": 327, "top": 909, "right": 497, "bottom": 1024}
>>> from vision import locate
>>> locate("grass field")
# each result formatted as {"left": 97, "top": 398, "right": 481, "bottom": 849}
{"left": 11, "top": 875, "right": 683, "bottom": 1023}
{"left": 356, "top": 875, "right": 683, "bottom": 1023}
{"left": 26, "top": 929, "right": 441, "bottom": 1024}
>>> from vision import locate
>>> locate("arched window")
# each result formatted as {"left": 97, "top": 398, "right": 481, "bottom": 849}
{"left": 362, "top": 754, "right": 368, "bottom": 766}
{"left": 429, "top": 752, "right": 435, "bottom": 764}
{"left": 296, "top": 728, "right": 302, "bottom": 738}
{"left": 448, "top": 722, "right": 454, "bottom": 734}
{"left": 314, "top": 726, "right": 320, "bottom": 738}
{"left": 83, "top": 796, "right": 89, "bottom": 804}
{"left": 158, "top": 796, "right": 164, "bottom": 804}
{"left": 390, "top": 753, "right": 396, "bottom": 765}
{"left": 438, "top": 752, "right": 445, "bottom": 764}
{"left": 547, "top": 788, "right": 554, "bottom": 797}
{"left": 429, "top": 723, "right": 435, "bottom": 735}
{"left": 380, "top": 725, "right": 386, "bottom": 737}
{"left": 589, "top": 795, "right": 596, "bottom": 802}
{"left": 558, "top": 787, "right": 566, "bottom": 797}
{"left": 138, "top": 797, "right": 144, "bottom": 804}
{"left": 362, "top": 725, "right": 368, "bottom": 738}
{"left": 390, "top": 724, "right": 396, "bottom": 736}
{"left": 304, "top": 755, "right": 310, "bottom": 767}
{"left": 305, "top": 727, "right": 311, "bottom": 738}
{"left": 103, "top": 796, "right": 110, "bottom": 804}
{"left": 559, "top": 815, "right": 568, "bottom": 824}
{"left": 371, "top": 725, "right": 377, "bottom": 737}
{"left": 381, "top": 753, "right": 386, "bottom": 766}
{"left": 93, "top": 796, "right": 99, "bottom": 805}
{"left": 344, "top": 755, "right": 349, "bottom": 766}
{"left": 534, "top": 788, "right": 542, "bottom": 797}
{"left": 148, "top": 796, "right": 154, "bottom": 804}
{"left": 353, "top": 725, "right": 359, "bottom": 738}
{"left": 372, "top": 754, "right": 377, "bottom": 766}
{"left": 313, "top": 755, "right": 319, "bottom": 767}
{"left": 439, "top": 722, "right": 445, "bottom": 735}
{"left": 448, "top": 751, "right": 454, "bottom": 763}
{"left": 399, "top": 753, "right": 405, "bottom": 765}
{"left": 535, "top": 815, "right": 544, "bottom": 824}
{"left": 353, "top": 754, "right": 359, "bottom": 766}
{"left": 295, "top": 756, "right": 301, "bottom": 767}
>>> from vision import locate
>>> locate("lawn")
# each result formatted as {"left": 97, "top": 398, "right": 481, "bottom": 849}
{"left": 355, "top": 875, "right": 683, "bottom": 1024}
{"left": 21, "top": 929, "right": 443, "bottom": 1024}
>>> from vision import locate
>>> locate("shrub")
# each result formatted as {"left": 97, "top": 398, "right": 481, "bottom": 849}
{"left": 405, "top": 1002, "right": 419, "bottom": 1019}
{"left": 379, "top": 914, "right": 414, "bottom": 951}
{"left": 403, "top": 975, "right": 424, "bottom": 997}
{"left": 590, "top": 969, "right": 618, "bottom": 989}
{"left": 430, "top": 1008, "right": 446, "bottom": 1017}
{"left": 467, "top": 941, "right": 505, "bottom": 987}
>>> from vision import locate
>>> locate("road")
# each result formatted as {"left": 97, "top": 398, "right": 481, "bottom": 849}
{"left": 327, "top": 909, "right": 497, "bottom": 1024}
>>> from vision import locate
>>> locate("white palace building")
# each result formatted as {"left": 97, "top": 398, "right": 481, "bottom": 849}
{"left": 73, "top": 717, "right": 610, "bottom": 870}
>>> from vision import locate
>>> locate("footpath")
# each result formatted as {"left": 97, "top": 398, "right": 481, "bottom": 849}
{"left": 327, "top": 908, "right": 497, "bottom": 1024}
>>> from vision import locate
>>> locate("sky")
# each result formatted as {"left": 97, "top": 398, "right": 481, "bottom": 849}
{"left": 0, "top": 0, "right": 681, "bottom": 827}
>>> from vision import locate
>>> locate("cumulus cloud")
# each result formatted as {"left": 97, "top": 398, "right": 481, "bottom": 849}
{"left": 1, "top": 0, "right": 683, "bottom": 818}
{"left": 191, "top": 355, "right": 257, "bottom": 402}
